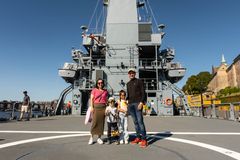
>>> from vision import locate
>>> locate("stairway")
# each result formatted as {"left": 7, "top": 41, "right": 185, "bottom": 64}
{"left": 163, "top": 81, "right": 191, "bottom": 116}
{"left": 55, "top": 85, "right": 73, "bottom": 115}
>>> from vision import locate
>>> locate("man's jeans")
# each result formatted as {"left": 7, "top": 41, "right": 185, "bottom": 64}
{"left": 128, "top": 103, "right": 146, "bottom": 140}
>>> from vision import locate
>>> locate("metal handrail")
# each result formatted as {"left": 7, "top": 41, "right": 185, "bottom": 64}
{"left": 190, "top": 102, "right": 240, "bottom": 121}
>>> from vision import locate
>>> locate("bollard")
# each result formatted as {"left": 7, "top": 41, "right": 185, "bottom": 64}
{"left": 11, "top": 103, "right": 15, "bottom": 120}
{"left": 211, "top": 104, "right": 216, "bottom": 118}
{"left": 229, "top": 103, "right": 235, "bottom": 121}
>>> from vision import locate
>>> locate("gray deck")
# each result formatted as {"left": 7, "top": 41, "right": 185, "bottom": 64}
{"left": 0, "top": 116, "right": 240, "bottom": 160}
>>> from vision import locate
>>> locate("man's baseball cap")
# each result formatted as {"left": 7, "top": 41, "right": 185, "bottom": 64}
{"left": 128, "top": 68, "right": 136, "bottom": 73}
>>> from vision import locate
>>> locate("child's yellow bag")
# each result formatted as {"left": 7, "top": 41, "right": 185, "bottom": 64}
{"left": 111, "top": 130, "right": 119, "bottom": 137}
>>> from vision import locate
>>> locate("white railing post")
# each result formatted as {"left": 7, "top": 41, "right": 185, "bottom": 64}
{"left": 211, "top": 103, "right": 217, "bottom": 118}
{"left": 229, "top": 103, "right": 235, "bottom": 121}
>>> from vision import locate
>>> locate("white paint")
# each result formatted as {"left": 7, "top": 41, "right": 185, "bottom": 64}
{"left": 0, "top": 134, "right": 90, "bottom": 149}
{"left": 1, "top": 130, "right": 240, "bottom": 135}
{"left": 147, "top": 132, "right": 240, "bottom": 135}
{"left": 0, "top": 131, "right": 240, "bottom": 160}
{"left": 0, "top": 130, "right": 90, "bottom": 134}
{"left": 152, "top": 135, "right": 240, "bottom": 160}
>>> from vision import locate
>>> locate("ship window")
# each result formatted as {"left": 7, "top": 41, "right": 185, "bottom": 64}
{"left": 148, "top": 93, "right": 156, "bottom": 97}
{"left": 171, "top": 63, "right": 177, "bottom": 68}
{"left": 75, "top": 81, "right": 79, "bottom": 86}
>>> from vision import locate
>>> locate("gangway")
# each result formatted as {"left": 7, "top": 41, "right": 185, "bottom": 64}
{"left": 55, "top": 85, "right": 73, "bottom": 115}
{"left": 163, "top": 81, "right": 191, "bottom": 115}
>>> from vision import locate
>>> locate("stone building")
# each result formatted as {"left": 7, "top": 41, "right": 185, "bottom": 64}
{"left": 208, "top": 54, "right": 240, "bottom": 93}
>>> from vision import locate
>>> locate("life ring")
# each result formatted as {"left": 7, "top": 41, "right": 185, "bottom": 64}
{"left": 166, "top": 98, "right": 172, "bottom": 106}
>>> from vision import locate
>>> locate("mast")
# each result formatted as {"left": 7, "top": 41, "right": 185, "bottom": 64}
{"left": 106, "top": 0, "right": 138, "bottom": 66}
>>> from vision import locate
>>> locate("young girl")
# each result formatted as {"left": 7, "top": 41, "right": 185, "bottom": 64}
{"left": 117, "top": 90, "right": 129, "bottom": 144}
{"left": 105, "top": 97, "right": 119, "bottom": 144}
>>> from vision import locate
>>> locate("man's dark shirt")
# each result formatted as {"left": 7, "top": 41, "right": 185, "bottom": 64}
{"left": 127, "top": 78, "right": 145, "bottom": 104}
{"left": 23, "top": 95, "right": 30, "bottom": 105}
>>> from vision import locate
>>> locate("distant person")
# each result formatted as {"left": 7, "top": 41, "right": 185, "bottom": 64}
{"left": 117, "top": 90, "right": 129, "bottom": 144}
{"left": 88, "top": 78, "right": 108, "bottom": 145}
{"left": 66, "top": 101, "right": 72, "bottom": 115}
{"left": 105, "top": 97, "right": 119, "bottom": 145}
{"left": 18, "top": 91, "right": 31, "bottom": 121}
{"left": 50, "top": 101, "right": 56, "bottom": 115}
{"left": 126, "top": 68, "right": 148, "bottom": 148}
{"left": 46, "top": 105, "right": 52, "bottom": 116}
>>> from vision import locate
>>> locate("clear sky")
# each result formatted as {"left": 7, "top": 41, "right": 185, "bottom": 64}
{"left": 0, "top": 0, "right": 239, "bottom": 101}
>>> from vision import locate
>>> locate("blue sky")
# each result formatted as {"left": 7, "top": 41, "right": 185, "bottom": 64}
{"left": 0, "top": 0, "right": 239, "bottom": 101}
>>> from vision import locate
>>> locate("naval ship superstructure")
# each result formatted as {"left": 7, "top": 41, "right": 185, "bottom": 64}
{"left": 58, "top": 0, "right": 191, "bottom": 116}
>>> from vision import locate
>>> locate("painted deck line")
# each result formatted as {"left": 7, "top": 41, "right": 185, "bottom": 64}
{"left": 147, "top": 132, "right": 240, "bottom": 135}
{"left": 1, "top": 130, "right": 240, "bottom": 135}
{"left": 0, "top": 131, "right": 90, "bottom": 134}
{"left": 153, "top": 135, "right": 240, "bottom": 160}
{"left": 0, "top": 133, "right": 240, "bottom": 160}
{"left": 0, "top": 134, "right": 90, "bottom": 149}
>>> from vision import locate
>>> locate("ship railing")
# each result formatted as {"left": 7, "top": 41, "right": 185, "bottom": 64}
{"left": 92, "top": 58, "right": 106, "bottom": 67}
{"left": 0, "top": 101, "right": 53, "bottom": 120}
{"left": 77, "top": 78, "right": 94, "bottom": 90}
{"left": 80, "top": 79, "right": 114, "bottom": 95}
{"left": 78, "top": 58, "right": 106, "bottom": 68}
{"left": 83, "top": 28, "right": 105, "bottom": 35}
{"left": 140, "top": 78, "right": 157, "bottom": 91}
{"left": 77, "top": 78, "right": 113, "bottom": 92}
{"left": 0, "top": 101, "right": 21, "bottom": 120}
{"left": 138, "top": 16, "right": 152, "bottom": 23}
{"left": 190, "top": 102, "right": 240, "bottom": 121}
{"left": 77, "top": 56, "right": 91, "bottom": 66}
{"left": 139, "top": 58, "right": 160, "bottom": 67}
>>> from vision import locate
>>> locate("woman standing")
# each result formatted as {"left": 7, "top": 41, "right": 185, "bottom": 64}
{"left": 88, "top": 78, "right": 108, "bottom": 145}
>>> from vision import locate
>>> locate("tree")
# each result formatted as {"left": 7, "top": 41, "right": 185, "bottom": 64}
{"left": 218, "top": 87, "right": 240, "bottom": 96}
{"left": 182, "top": 75, "right": 198, "bottom": 94}
{"left": 182, "top": 72, "right": 212, "bottom": 94}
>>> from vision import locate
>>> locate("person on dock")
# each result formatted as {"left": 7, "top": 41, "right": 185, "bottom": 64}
{"left": 18, "top": 91, "right": 31, "bottom": 121}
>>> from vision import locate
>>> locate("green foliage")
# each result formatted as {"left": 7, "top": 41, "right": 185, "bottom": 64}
{"left": 217, "top": 92, "right": 240, "bottom": 103}
{"left": 182, "top": 72, "right": 212, "bottom": 94}
{"left": 217, "top": 87, "right": 240, "bottom": 97}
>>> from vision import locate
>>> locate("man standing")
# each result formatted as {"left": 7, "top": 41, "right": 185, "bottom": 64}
{"left": 127, "top": 68, "right": 148, "bottom": 148}
{"left": 19, "top": 91, "right": 30, "bottom": 121}
{"left": 66, "top": 101, "right": 72, "bottom": 115}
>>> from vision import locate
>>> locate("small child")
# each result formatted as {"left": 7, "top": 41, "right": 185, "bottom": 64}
{"left": 117, "top": 90, "right": 129, "bottom": 144}
{"left": 105, "top": 97, "right": 119, "bottom": 144}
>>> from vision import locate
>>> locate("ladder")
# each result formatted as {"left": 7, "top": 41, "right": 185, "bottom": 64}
{"left": 163, "top": 81, "right": 191, "bottom": 116}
